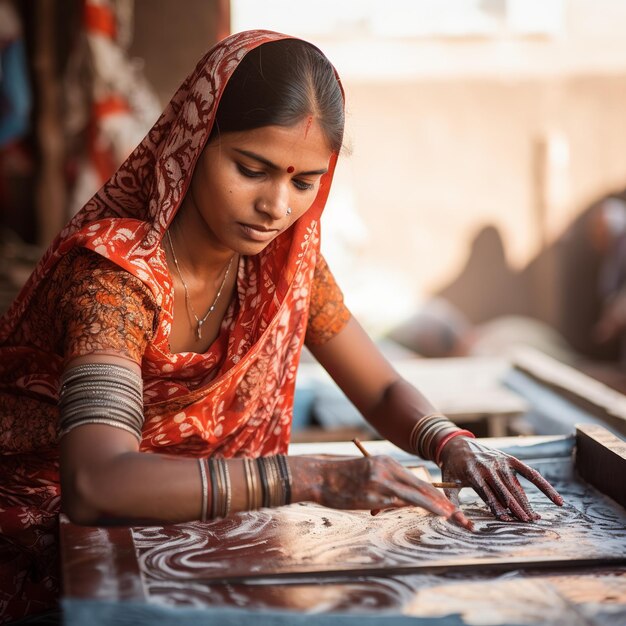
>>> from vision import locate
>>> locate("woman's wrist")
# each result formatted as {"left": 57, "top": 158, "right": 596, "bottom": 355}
{"left": 408, "top": 412, "right": 459, "bottom": 461}
{"left": 286, "top": 456, "right": 324, "bottom": 505}
{"left": 435, "top": 431, "right": 476, "bottom": 466}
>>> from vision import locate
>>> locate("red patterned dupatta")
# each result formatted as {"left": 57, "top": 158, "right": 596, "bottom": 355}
{"left": 0, "top": 30, "right": 341, "bottom": 619}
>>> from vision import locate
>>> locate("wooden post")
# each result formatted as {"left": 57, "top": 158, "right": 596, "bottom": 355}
{"left": 576, "top": 423, "right": 626, "bottom": 508}
{"left": 33, "top": 0, "right": 66, "bottom": 247}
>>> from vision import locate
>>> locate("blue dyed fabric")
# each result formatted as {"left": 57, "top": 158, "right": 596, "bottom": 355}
{"left": 62, "top": 599, "right": 475, "bottom": 626}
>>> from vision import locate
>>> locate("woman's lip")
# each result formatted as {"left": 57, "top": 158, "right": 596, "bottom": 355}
{"left": 239, "top": 223, "right": 279, "bottom": 242}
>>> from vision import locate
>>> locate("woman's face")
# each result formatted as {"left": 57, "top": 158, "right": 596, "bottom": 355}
{"left": 183, "top": 117, "right": 333, "bottom": 256}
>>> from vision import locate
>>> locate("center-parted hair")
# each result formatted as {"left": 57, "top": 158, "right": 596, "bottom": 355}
{"left": 211, "top": 39, "right": 344, "bottom": 153}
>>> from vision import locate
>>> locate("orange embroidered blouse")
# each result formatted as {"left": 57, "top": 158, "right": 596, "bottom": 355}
{"left": 56, "top": 248, "right": 350, "bottom": 365}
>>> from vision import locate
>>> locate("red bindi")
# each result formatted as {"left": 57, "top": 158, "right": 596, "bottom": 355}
{"left": 287, "top": 166, "right": 295, "bottom": 173}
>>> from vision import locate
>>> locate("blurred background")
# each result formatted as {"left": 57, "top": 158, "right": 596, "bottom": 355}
{"left": 3, "top": 0, "right": 626, "bottom": 434}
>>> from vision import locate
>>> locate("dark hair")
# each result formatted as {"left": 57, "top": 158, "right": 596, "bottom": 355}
{"left": 211, "top": 39, "right": 344, "bottom": 153}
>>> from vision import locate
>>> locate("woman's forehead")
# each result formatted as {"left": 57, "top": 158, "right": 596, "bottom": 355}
{"left": 215, "top": 121, "right": 333, "bottom": 170}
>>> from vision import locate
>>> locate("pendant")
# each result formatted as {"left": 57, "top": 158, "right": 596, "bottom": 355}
{"left": 196, "top": 320, "right": 204, "bottom": 340}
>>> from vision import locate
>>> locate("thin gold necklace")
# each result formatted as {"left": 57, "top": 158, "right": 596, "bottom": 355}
{"left": 166, "top": 229, "right": 234, "bottom": 340}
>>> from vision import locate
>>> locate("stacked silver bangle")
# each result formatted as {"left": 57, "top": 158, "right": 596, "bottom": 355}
{"left": 197, "top": 455, "right": 293, "bottom": 522}
{"left": 197, "top": 458, "right": 209, "bottom": 522}
{"left": 207, "top": 457, "right": 232, "bottom": 519}
{"left": 58, "top": 363, "right": 144, "bottom": 441}
{"left": 409, "top": 412, "right": 460, "bottom": 461}
{"left": 256, "top": 455, "right": 292, "bottom": 508}
{"left": 243, "top": 457, "right": 261, "bottom": 510}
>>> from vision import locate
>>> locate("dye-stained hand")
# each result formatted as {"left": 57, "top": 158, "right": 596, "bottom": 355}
{"left": 438, "top": 437, "right": 564, "bottom": 522}
{"left": 316, "top": 455, "right": 474, "bottom": 530}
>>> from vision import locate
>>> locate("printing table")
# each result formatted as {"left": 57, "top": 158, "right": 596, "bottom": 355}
{"left": 60, "top": 351, "right": 626, "bottom": 625}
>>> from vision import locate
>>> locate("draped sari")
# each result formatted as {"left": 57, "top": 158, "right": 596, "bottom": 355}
{"left": 0, "top": 30, "right": 346, "bottom": 621}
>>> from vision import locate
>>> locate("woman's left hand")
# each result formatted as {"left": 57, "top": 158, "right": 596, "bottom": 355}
{"left": 438, "top": 436, "right": 564, "bottom": 522}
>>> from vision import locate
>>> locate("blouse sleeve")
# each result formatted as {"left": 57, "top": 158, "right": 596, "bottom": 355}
{"left": 305, "top": 253, "right": 351, "bottom": 346}
{"left": 57, "top": 249, "right": 158, "bottom": 364}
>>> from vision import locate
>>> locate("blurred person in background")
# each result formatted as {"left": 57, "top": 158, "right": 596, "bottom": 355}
{"left": 589, "top": 194, "right": 626, "bottom": 365}
{"left": 388, "top": 296, "right": 577, "bottom": 365}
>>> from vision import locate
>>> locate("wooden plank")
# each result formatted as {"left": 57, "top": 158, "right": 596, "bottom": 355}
{"left": 59, "top": 515, "right": 145, "bottom": 601}
{"left": 33, "top": 0, "right": 67, "bottom": 247}
{"left": 514, "top": 347, "right": 626, "bottom": 436}
{"left": 576, "top": 424, "right": 626, "bottom": 508}
{"left": 289, "top": 435, "right": 574, "bottom": 462}
{"left": 301, "top": 357, "right": 529, "bottom": 437}
{"left": 393, "top": 357, "right": 529, "bottom": 419}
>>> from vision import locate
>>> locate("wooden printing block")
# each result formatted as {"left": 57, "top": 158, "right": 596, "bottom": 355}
{"left": 575, "top": 423, "right": 626, "bottom": 508}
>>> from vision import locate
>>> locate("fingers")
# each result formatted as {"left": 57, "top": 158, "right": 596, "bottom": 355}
{"left": 378, "top": 484, "right": 473, "bottom": 531}
{"left": 472, "top": 463, "right": 549, "bottom": 522}
{"left": 510, "top": 458, "right": 564, "bottom": 506}
{"left": 396, "top": 468, "right": 473, "bottom": 531}
{"left": 508, "top": 473, "right": 541, "bottom": 520}
{"left": 374, "top": 460, "right": 472, "bottom": 529}
{"left": 396, "top": 467, "right": 462, "bottom": 515}
{"left": 472, "top": 477, "right": 514, "bottom": 522}
{"left": 353, "top": 457, "right": 447, "bottom": 514}
{"left": 436, "top": 440, "right": 563, "bottom": 523}
{"left": 392, "top": 482, "right": 455, "bottom": 516}
{"left": 354, "top": 456, "right": 474, "bottom": 530}
{"left": 448, "top": 509, "right": 474, "bottom": 532}
{"left": 486, "top": 473, "right": 534, "bottom": 522}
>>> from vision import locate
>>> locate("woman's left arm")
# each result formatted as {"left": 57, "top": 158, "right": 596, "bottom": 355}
{"left": 307, "top": 316, "right": 563, "bottom": 522}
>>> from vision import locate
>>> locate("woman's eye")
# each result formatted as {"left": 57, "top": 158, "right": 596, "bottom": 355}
{"left": 293, "top": 179, "right": 315, "bottom": 191}
{"left": 237, "top": 164, "right": 263, "bottom": 178}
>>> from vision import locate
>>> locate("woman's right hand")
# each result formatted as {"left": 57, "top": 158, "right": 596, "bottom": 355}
{"left": 291, "top": 455, "right": 473, "bottom": 530}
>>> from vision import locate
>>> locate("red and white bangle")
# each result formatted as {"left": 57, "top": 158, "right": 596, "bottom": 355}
{"left": 434, "top": 429, "right": 476, "bottom": 466}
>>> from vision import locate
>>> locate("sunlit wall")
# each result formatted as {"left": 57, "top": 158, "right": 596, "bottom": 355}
{"left": 232, "top": 0, "right": 626, "bottom": 337}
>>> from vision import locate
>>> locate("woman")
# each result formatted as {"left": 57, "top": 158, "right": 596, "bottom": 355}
{"left": 0, "top": 30, "right": 562, "bottom": 623}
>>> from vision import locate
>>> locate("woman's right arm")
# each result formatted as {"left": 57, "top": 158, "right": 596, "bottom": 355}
{"left": 59, "top": 354, "right": 203, "bottom": 524}
{"left": 60, "top": 356, "right": 466, "bottom": 526}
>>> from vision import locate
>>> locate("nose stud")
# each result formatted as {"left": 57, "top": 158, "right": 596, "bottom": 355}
{"left": 286, "top": 207, "right": 292, "bottom": 216}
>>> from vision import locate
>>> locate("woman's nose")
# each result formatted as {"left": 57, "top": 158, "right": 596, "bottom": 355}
{"left": 255, "top": 184, "right": 290, "bottom": 220}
